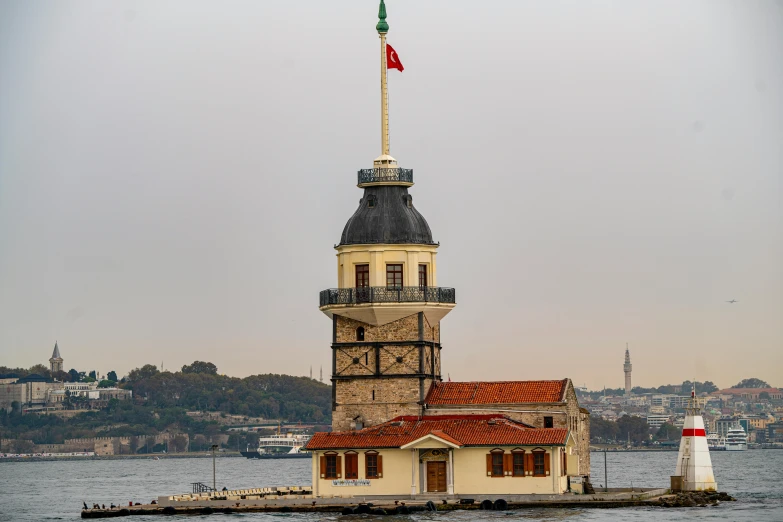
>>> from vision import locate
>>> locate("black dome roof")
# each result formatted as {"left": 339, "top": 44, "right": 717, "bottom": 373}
{"left": 339, "top": 185, "right": 435, "bottom": 246}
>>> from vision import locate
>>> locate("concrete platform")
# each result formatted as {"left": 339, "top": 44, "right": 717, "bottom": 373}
{"left": 81, "top": 488, "right": 670, "bottom": 518}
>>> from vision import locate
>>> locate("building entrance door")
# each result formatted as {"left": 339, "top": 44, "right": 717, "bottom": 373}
{"left": 426, "top": 461, "right": 447, "bottom": 493}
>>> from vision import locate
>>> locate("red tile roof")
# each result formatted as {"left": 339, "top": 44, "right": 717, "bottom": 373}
{"left": 305, "top": 415, "right": 569, "bottom": 450}
{"left": 424, "top": 380, "right": 568, "bottom": 405}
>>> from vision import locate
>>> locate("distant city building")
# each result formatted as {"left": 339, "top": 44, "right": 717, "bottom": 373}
{"left": 623, "top": 345, "right": 632, "bottom": 397}
{"left": 646, "top": 414, "right": 671, "bottom": 428}
{"left": 715, "top": 417, "right": 739, "bottom": 438}
{"left": 712, "top": 388, "right": 782, "bottom": 401}
{"left": 49, "top": 341, "right": 63, "bottom": 373}
{"left": 767, "top": 422, "right": 783, "bottom": 443}
{"left": 0, "top": 344, "right": 131, "bottom": 414}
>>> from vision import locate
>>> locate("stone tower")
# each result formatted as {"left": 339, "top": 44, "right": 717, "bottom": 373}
{"left": 49, "top": 341, "right": 63, "bottom": 373}
{"left": 319, "top": 0, "right": 456, "bottom": 432}
{"left": 623, "top": 344, "right": 632, "bottom": 397}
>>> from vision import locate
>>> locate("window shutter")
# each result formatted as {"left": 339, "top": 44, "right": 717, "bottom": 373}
{"left": 544, "top": 452, "right": 550, "bottom": 476}
{"left": 336, "top": 455, "right": 342, "bottom": 478}
{"left": 486, "top": 454, "right": 492, "bottom": 476}
{"left": 563, "top": 450, "right": 567, "bottom": 476}
{"left": 525, "top": 453, "right": 534, "bottom": 476}
{"left": 377, "top": 455, "right": 383, "bottom": 478}
{"left": 503, "top": 454, "right": 513, "bottom": 476}
{"left": 320, "top": 456, "right": 326, "bottom": 479}
{"left": 344, "top": 453, "right": 358, "bottom": 479}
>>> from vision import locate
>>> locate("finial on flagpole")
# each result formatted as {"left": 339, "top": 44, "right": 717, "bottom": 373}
{"left": 377, "top": 0, "right": 388, "bottom": 33}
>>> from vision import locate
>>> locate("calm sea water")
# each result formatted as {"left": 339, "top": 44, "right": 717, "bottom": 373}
{"left": 1, "top": 450, "right": 781, "bottom": 521}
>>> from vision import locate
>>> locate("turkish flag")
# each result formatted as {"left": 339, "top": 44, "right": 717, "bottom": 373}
{"left": 386, "top": 44, "right": 404, "bottom": 72}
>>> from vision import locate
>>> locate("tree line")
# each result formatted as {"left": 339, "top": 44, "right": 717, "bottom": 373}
{"left": 590, "top": 416, "right": 680, "bottom": 445}
{"left": 577, "top": 378, "right": 774, "bottom": 401}
{"left": 1, "top": 361, "right": 331, "bottom": 452}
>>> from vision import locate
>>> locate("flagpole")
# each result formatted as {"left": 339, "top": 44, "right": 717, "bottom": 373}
{"left": 377, "top": 0, "right": 390, "bottom": 157}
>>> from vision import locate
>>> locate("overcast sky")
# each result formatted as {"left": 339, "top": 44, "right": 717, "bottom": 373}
{"left": 0, "top": 1, "right": 781, "bottom": 390}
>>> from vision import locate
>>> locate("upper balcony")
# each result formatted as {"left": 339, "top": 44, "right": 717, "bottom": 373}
{"left": 357, "top": 168, "right": 414, "bottom": 188}
{"left": 320, "top": 286, "right": 455, "bottom": 307}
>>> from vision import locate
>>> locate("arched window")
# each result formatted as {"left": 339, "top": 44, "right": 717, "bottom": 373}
{"left": 356, "top": 327, "right": 365, "bottom": 341}
{"left": 486, "top": 448, "right": 505, "bottom": 477}
{"left": 365, "top": 450, "right": 383, "bottom": 478}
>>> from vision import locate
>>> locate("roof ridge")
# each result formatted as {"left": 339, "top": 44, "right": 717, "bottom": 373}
{"left": 443, "top": 379, "right": 568, "bottom": 384}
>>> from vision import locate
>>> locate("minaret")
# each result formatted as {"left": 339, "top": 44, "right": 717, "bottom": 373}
{"left": 49, "top": 341, "right": 63, "bottom": 373}
{"left": 319, "top": 0, "right": 456, "bottom": 431}
{"left": 623, "top": 344, "right": 632, "bottom": 397}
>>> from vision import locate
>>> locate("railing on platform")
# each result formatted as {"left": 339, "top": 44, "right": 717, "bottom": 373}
{"left": 357, "top": 168, "right": 414, "bottom": 185}
{"left": 320, "top": 286, "right": 456, "bottom": 307}
{"left": 191, "top": 482, "right": 216, "bottom": 494}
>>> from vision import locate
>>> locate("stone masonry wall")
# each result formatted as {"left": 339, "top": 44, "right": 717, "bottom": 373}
{"left": 332, "top": 377, "right": 433, "bottom": 432}
{"left": 332, "top": 314, "right": 441, "bottom": 432}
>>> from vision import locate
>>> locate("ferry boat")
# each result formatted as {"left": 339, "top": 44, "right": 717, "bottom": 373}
{"left": 706, "top": 433, "right": 726, "bottom": 451}
{"left": 724, "top": 426, "right": 748, "bottom": 451}
{"left": 240, "top": 431, "right": 311, "bottom": 459}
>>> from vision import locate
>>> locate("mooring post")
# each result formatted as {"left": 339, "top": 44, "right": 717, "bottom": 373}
{"left": 604, "top": 450, "right": 608, "bottom": 492}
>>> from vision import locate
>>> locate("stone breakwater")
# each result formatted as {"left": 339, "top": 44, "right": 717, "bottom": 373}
{"left": 656, "top": 491, "right": 736, "bottom": 508}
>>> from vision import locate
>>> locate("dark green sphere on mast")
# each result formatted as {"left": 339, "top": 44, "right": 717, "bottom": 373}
{"left": 376, "top": 0, "right": 389, "bottom": 33}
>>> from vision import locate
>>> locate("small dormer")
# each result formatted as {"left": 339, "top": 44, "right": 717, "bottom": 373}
{"left": 373, "top": 154, "right": 398, "bottom": 169}
{"left": 357, "top": 155, "right": 413, "bottom": 188}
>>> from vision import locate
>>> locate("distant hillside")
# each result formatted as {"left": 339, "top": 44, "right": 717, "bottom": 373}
{"left": 123, "top": 363, "right": 331, "bottom": 423}
{"left": 0, "top": 362, "right": 331, "bottom": 448}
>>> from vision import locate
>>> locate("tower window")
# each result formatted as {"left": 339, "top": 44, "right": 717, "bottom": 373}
{"left": 406, "top": 195, "right": 413, "bottom": 208}
{"left": 367, "top": 195, "right": 377, "bottom": 208}
{"left": 356, "top": 327, "right": 365, "bottom": 341}
{"left": 544, "top": 416, "right": 554, "bottom": 428}
{"left": 386, "top": 264, "right": 403, "bottom": 288}
{"left": 372, "top": 389, "right": 375, "bottom": 401}
{"left": 355, "top": 265, "right": 369, "bottom": 288}
{"left": 418, "top": 264, "right": 428, "bottom": 288}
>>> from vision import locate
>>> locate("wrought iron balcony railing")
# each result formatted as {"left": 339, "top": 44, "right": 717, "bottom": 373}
{"left": 320, "top": 286, "right": 456, "bottom": 307}
{"left": 357, "top": 168, "right": 414, "bottom": 185}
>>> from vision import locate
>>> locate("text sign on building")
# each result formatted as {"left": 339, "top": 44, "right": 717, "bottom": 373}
{"left": 332, "top": 479, "right": 371, "bottom": 487}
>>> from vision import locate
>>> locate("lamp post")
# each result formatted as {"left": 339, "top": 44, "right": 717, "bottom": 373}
{"left": 210, "top": 444, "right": 219, "bottom": 492}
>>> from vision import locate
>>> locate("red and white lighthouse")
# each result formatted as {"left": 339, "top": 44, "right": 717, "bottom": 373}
{"left": 673, "top": 387, "right": 717, "bottom": 491}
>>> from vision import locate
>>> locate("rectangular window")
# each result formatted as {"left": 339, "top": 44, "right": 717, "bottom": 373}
{"left": 366, "top": 454, "right": 378, "bottom": 478}
{"left": 325, "top": 455, "right": 338, "bottom": 479}
{"left": 355, "top": 264, "right": 369, "bottom": 288}
{"left": 544, "top": 416, "right": 554, "bottom": 428}
{"left": 365, "top": 452, "right": 382, "bottom": 478}
{"left": 386, "top": 264, "right": 403, "bottom": 288}
{"left": 491, "top": 452, "right": 504, "bottom": 477}
{"left": 345, "top": 453, "right": 358, "bottom": 479}
{"left": 513, "top": 452, "right": 525, "bottom": 476}
{"left": 533, "top": 452, "right": 546, "bottom": 477}
{"left": 418, "top": 264, "right": 427, "bottom": 288}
